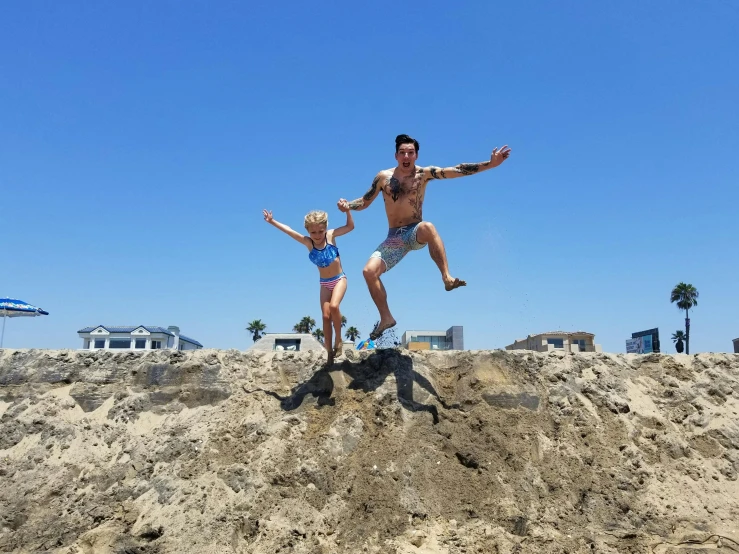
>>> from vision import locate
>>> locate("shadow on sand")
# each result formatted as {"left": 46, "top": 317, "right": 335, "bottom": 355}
{"left": 254, "top": 349, "right": 455, "bottom": 424}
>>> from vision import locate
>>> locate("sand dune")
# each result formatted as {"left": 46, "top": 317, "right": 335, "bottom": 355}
{"left": 1, "top": 347, "right": 738, "bottom": 553}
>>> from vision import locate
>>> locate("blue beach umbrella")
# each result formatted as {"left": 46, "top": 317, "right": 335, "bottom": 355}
{"left": 355, "top": 338, "right": 376, "bottom": 351}
{"left": 0, "top": 298, "right": 49, "bottom": 348}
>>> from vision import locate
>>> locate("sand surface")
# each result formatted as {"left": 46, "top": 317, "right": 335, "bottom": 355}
{"left": 1, "top": 348, "right": 738, "bottom": 553}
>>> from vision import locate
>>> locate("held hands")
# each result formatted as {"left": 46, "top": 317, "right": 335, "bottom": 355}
{"left": 262, "top": 209, "right": 274, "bottom": 223}
{"left": 489, "top": 145, "right": 511, "bottom": 168}
{"left": 337, "top": 199, "right": 350, "bottom": 212}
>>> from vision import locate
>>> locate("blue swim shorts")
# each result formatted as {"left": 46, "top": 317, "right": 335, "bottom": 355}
{"left": 370, "top": 222, "right": 426, "bottom": 272}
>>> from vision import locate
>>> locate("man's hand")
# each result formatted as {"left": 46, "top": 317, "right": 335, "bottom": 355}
{"left": 337, "top": 199, "right": 351, "bottom": 213}
{"left": 262, "top": 209, "right": 274, "bottom": 223}
{"left": 489, "top": 145, "right": 511, "bottom": 168}
{"left": 339, "top": 197, "right": 364, "bottom": 210}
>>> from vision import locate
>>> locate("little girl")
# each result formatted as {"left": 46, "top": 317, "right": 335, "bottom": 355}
{"left": 263, "top": 204, "right": 354, "bottom": 364}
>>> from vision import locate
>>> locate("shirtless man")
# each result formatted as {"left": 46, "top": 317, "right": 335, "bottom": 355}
{"left": 338, "top": 134, "right": 511, "bottom": 340}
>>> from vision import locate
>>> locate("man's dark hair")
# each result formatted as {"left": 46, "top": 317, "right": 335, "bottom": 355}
{"left": 395, "top": 134, "right": 419, "bottom": 154}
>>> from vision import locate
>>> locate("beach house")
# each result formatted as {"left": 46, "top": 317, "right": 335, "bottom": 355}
{"left": 77, "top": 325, "right": 202, "bottom": 351}
{"left": 505, "top": 331, "right": 602, "bottom": 353}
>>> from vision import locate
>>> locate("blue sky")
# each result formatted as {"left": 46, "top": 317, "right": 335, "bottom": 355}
{"left": 2, "top": 1, "right": 737, "bottom": 353}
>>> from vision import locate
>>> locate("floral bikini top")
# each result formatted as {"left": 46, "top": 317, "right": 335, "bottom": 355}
{"left": 309, "top": 239, "right": 340, "bottom": 268}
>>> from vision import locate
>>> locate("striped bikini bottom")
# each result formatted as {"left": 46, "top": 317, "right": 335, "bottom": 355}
{"left": 319, "top": 272, "right": 346, "bottom": 291}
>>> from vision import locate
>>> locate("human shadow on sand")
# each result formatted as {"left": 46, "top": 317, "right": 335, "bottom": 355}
{"left": 255, "top": 349, "right": 455, "bottom": 424}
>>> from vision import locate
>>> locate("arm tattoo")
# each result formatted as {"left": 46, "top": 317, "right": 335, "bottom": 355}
{"left": 456, "top": 163, "right": 482, "bottom": 175}
{"left": 363, "top": 175, "right": 380, "bottom": 202}
{"left": 347, "top": 199, "right": 364, "bottom": 209}
{"left": 429, "top": 167, "right": 448, "bottom": 179}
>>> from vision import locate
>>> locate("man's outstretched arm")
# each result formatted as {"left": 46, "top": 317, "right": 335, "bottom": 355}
{"left": 424, "top": 145, "right": 511, "bottom": 181}
{"left": 340, "top": 172, "right": 384, "bottom": 211}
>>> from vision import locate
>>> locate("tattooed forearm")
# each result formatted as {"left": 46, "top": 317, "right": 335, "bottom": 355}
{"left": 455, "top": 162, "right": 489, "bottom": 175}
{"left": 347, "top": 175, "right": 382, "bottom": 210}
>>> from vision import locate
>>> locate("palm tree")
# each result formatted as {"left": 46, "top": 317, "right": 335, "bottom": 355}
{"left": 293, "top": 316, "right": 316, "bottom": 334}
{"left": 341, "top": 315, "right": 347, "bottom": 328}
{"left": 312, "top": 328, "right": 325, "bottom": 342}
{"left": 671, "top": 330, "right": 686, "bottom": 354}
{"left": 670, "top": 282, "right": 699, "bottom": 355}
{"left": 345, "top": 326, "right": 360, "bottom": 342}
{"left": 246, "top": 319, "right": 267, "bottom": 343}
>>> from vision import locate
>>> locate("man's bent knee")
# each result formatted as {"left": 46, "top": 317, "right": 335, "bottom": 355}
{"left": 415, "top": 221, "right": 437, "bottom": 244}
{"left": 363, "top": 258, "right": 385, "bottom": 281}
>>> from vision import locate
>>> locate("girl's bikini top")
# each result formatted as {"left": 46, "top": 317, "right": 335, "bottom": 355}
{"left": 309, "top": 239, "right": 340, "bottom": 268}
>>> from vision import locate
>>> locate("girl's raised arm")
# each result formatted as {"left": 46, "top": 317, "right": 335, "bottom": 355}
{"left": 263, "top": 210, "right": 310, "bottom": 246}
{"left": 332, "top": 204, "right": 355, "bottom": 238}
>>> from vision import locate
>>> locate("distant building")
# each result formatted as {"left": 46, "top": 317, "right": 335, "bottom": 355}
{"left": 401, "top": 326, "right": 464, "bottom": 351}
{"left": 506, "top": 331, "right": 602, "bottom": 353}
{"left": 249, "top": 333, "right": 326, "bottom": 352}
{"left": 78, "top": 325, "right": 202, "bottom": 351}
{"left": 734, "top": 338, "right": 739, "bottom": 354}
{"left": 626, "top": 328, "right": 661, "bottom": 353}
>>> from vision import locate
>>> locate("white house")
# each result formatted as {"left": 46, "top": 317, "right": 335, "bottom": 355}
{"left": 77, "top": 325, "right": 203, "bottom": 351}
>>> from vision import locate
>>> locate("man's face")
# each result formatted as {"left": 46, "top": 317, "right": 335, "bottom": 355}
{"left": 395, "top": 143, "right": 418, "bottom": 170}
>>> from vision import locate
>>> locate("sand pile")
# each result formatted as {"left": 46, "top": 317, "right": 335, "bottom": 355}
{"left": 1, "top": 347, "right": 738, "bottom": 553}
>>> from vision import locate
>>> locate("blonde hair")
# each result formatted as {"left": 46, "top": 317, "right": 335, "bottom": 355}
{"left": 304, "top": 210, "right": 328, "bottom": 229}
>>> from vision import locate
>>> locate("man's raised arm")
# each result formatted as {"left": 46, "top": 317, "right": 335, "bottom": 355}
{"left": 424, "top": 145, "right": 511, "bottom": 181}
{"left": 341, "top": 172, "right": 384, "bottom": 211}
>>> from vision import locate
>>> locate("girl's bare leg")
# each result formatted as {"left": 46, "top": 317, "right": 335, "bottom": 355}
{"left": 329, "top": 277, "right": 348, "bottom": 356}
{"left": 320, "top": 285, "right": 334, "bottom": 363}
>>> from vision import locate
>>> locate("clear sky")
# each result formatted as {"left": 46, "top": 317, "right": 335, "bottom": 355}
{"left": 2, "top": 1, "right": 738, "bottom": 353}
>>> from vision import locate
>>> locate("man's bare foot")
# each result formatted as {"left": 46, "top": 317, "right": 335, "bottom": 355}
{"left": 326, "top": 350, "right": 334, "bottom": 366}
{"left": 333, "top": 343, "right": 343, "bottom": 358}
{"left": 370, "top": 319, "right": 396, "bottom": 341}
{"left": 444, "top": 277, "right": 467, "bottom": 291}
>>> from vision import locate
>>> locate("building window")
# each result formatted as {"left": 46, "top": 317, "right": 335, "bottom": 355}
{"left": 151, "top": 340, "right": 162, "bottom": 350}
{"left": 274, "top": 339, "right": 300, "bottom": 351}
{"left": 94, "top": 339, "right": 105, "bottom": 349}
{"left": 109, "top": 339, "right": 131, "bottom": 349}
{"left": 547, "top": 338, "right": 564, "bottom": 349}
{"left": 409, "top": 335, "right": 448, "bottom": 350}
{"left": 573, "top": 339, "right": 586, "bottom": 351}
{"left": 134, "top": 339, "right": 146, "bottom": 349}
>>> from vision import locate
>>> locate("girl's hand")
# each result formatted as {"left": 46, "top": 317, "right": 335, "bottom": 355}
{"left": 263, "top": 209, "right": 273, "bottom": 223}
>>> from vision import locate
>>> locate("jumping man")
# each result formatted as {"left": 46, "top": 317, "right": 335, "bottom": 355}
{"left": 338, "top": 134, "right": 511, "bottom": 340}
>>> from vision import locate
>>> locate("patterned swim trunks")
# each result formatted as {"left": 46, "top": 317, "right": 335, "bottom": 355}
{"left": 370, "top": 222, "right": 426, "bottom": 271}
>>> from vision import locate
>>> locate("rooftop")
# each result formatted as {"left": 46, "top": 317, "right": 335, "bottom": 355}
{"left": 77, "top": 326, "right": 202, "bottom": 347}
{"left": 512, "top": 331, "right": 595, "bottom": 342}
